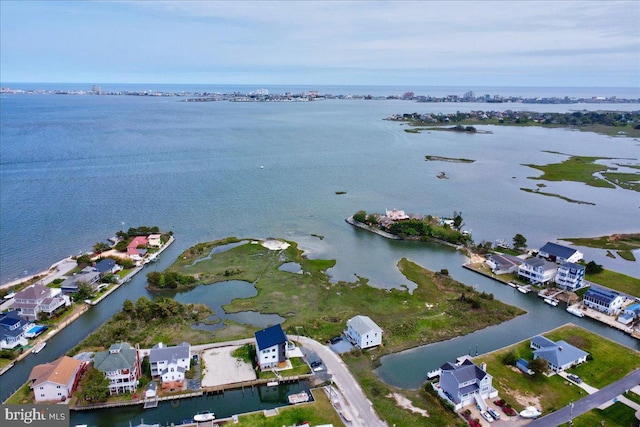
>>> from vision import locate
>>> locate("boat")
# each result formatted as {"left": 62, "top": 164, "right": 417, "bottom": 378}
{"left": 193, "top": 411, "right": 215, "bottom": 422}
{"left": 266, "top": 381, "right": 279, "bottom": 387}
{"left": 544, "top": 298, "right": 559, "bottom": 307}
{"left": 31, "top": 342, "right": 46, "bottom": 354}
{"left": 519, "top": 406, "right": 541, "bottom": 418}
{"left": 517, "top": 286, "right": 529, "bottom": 294}
{"left": 567, "top": 307, "right": 585, "bottom": 317}
{"left": 507, "top": 282, "right": 517, "bottom": 288}
{"left": 288, "top": 391, "right": 310, "bottom": 404}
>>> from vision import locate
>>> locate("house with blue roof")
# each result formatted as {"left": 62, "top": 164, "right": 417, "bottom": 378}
{"left": 538, "top": 242, "right": 583, "bottom": 264}
{"left": 435, "top": 359, "right": 498, "bottom": 410}
{"left": 583, "top": 286, "right": 626, "bottom": 316}
{"left": 255, "top": 324, "right": 288, "bottom": 371}
{"left": 618, "top": 303, "right": 640, "bottom": 326}
{"left": 0, "top": 309, "right": 30, "bottom": 349}
{"left": 530, "top": 335, "right": 589, "bottom": 373}
{"left": 555, "top": 262, "right": 586, "bottom": 291}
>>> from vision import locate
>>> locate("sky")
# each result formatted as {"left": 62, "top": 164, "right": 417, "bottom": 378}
{"left": 1, "top": 0, "right": 639, "bottom": 87}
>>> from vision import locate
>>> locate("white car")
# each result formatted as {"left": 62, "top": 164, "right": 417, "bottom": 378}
{"left": 480, "top": 411, "right": 494, "bottom": 423}
{"left": 488, "top": 408, "right": 500, "bottom": 420}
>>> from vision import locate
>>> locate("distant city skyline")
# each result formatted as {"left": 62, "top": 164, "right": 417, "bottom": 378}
{"left": 1, "top": 1, "right": 639, "bottom": 87}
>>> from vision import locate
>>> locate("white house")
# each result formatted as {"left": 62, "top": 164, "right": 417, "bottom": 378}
{"left": 582, "top": 287, "right": 626, "bottom": 316}
{"left": 93, "top": 342, "right": 141, "bottom": 395}
{"left": 485, "top": 253, "right": 521, "bottom": 275}
{"left": 518, "top": 258, "right": 558, "bottom": 285}
{"left": 10, "top": 283, "right": 66, "bottom": 321}
{"left": 538, "top": 242, "right": 583, "bottom": 264}
{"left": 555, "top": 262, "right": 586, "bottom": 291}
{"left": 29, "top": 356, "right": 84, "bottom": 402}
{"left": 148, "top": 234, "right": 162, "bottom": 247}
{"left": 255, "top": 324, "right": 288, "bottom": 371}
{"left": 530, "top": 335, "right": 589, "bottom": 373}
{"left": 346, "top": 315, "right": 382, "bottom": 349}
{"left": 149, "top": 342, "right": 190, "bottom": 390}
{"left": 0, "top": 309, "right": 30, "bottom": 349}
{"left": 435, "top": 359, "right": 498, "bottom": 410}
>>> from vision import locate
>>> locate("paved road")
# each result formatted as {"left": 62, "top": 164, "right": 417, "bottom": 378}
{"left": 528, "top": 368, "right": 640, "bottom": 427}
{"left": 295, "top": 335, "right": 388, "bottom": 427}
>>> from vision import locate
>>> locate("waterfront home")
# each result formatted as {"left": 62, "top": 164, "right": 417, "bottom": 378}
{"left": 530, "top": 335, "right": 589, "bottom": 373}
{"left": 149, "top": 342, "right": 191, "bottom": 391}
{"left": 517, "top": 258, "right": 558, "bottom": 285}
{"left": 255, "top": 324, "right": 288, "bottom": 371}
{"left": 555, "top": 262, "right": 586, "bottom": 291}
{"left": 345, "top": 315, "right": 383, "bottom": 349}
{"left": 61, "top": 267, "right": 101, "bottom": 294}
{"left": 28, "top": 355, "right": 84, "bottom": 402}
{"left": 582, "top": 287, "right": 626, "bottom": 316}
{"left": 127, "top": 236, "right": 149, "bottom": 260}
{"left": 385, "top": 208, "right": 410, "bottom": 221}
{"left": 538, "top": 242, "right": 583, "bottom": 264}
{"left": 93, "top": 342, "right": 142, "bottom": 395}
{"left": 485, "top": 253, "right": 522, "bottom": 275}
{"left": 618, "top": 303, "right": 640, "bottom": 326}
{"left": 0, "top": 309, "right": 30, "bottom": 349}
{"left": 435, "top": 359, "right": 498, "bottom": 411}
{"left": 95, "top": 258, "right": 120, "bottom": 277}
{"left": 147, "top": 234, "right": 162, "bottom": 247}
{"left": 10, "top": 283, "right": 67, "bottom": 321}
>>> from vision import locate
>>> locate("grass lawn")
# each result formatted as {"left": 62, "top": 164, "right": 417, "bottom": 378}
{"left": 523, "top": 155, "right": 616, "bottom": 189}
{"left": 475, "top": 324, "right": 640, "bottom": 415}
{"left": 233, "top": 388, "right": 345, "bottom": 427}
{"left": 585, "top": 269, "right": 640, "bottom": 297}
{"left": 561, "top": 233, "right": 640, "bottom": 252}
{"left": 563, "top": 401, "right": 639, "bottom": 427}
{"left": 4, "top": 383, "right": 33, "bottom": 404}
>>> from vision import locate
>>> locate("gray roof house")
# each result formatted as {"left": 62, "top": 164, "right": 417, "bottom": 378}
{"left": 149, "top": 342, "right": 191, "bottom": 388}
{"left": 435, "top": 359, "right": 498, "bottom": 410}
{"left": 346, "top": 315, "right": 382, "bottom": 349}
{"left": 518, "top": 258, "right": 558, "bottom": 285}
{"left": 530, "top": 335, "right": 589, "bottom": 373}
{"left": 485, "top": 253, "right": 522, "bottom": 275}
{"left": 93, "top": 342, "right": 141, "bottom": 395}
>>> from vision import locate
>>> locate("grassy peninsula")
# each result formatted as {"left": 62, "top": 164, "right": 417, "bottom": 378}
{"left": 562, "top": 233, "right": 640, "bottom": 263}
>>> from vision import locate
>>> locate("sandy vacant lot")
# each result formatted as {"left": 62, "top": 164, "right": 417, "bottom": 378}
{"left": 201, "top": 346, "right": 257, "bottom": 387}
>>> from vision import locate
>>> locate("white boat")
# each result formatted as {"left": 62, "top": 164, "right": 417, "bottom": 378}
{"left": 520, "top": 406, "right": 541, "bottom": 418}
{"left": 567, "top": 307, "right": 585, "bottom": 317}
{"left": 288, "top": 391, "right": 310, "bottom": 404}
{"left": 31, "top": 342, "right": 46, "bottom": 354}
{"left": 544, "top": 298, "right": 559, "bottom": 307}
{"left": 267, "top": 381, "right": 279, "bottom": 387}
{"left": 507, "top": 282, "right": 517, "bottom": 288}
{"left": 193, "top": 411, "right": 215, "bottom": 422}
{"left": 517, "top": 286, "right": 529, "bottom": 294}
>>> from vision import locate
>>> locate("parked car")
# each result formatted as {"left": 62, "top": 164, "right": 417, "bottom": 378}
{"left": 310, "top": 360, "right": 322, "bottom": 368}
{"left": 567, "top": 374, "right": 582, "bottom": 384}
{"left": 330, "top": 336, "right": 342, "bottom": 344}
{"left": 480, "top": 411, "right": 494, "bottom": 423}
{"left": 488, "top": 408, "right": 500, "bottom": 420}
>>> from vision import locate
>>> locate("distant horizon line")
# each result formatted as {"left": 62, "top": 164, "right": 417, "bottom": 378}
{"left": 2, "top": 81, "right": 639, "bottom": 89}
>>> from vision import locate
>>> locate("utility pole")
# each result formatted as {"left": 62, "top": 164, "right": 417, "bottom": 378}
{"left": 569, "top": 401, "right": 574, "bottom": 426}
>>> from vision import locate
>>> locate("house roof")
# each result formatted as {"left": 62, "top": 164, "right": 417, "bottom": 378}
{"left": 93, "top": 342, "right": 138, "bottom": 372}
{"left": 584, "top": 287, "right": 622, "bottom": 305}
{"left": 531, "top": 335, "right": 556, "bottom": 348}
{"left": 347, "top": 315, "right": 382, "bottom": 335}
{"left": 0, "top": 310, "right": 25, "bottom": 328}
{"left": 128, "top": 236, "right": 148, "bottom": 248}
{"left": 95, "top": 258, "right": 117, "bottom": 273}
{"left": 523, "top": 257, "right": 556, "bottom": 271}
{"left": 440, "top": 359, "right": 488, "bottom": 385}
{"left": 533, "top": 339, "right": 588, "bottom": 368}
{"left": 149, "top": 342, "right": 190, "bottom": 363}
{"left": 559, "top": 262, "right": 585, "bottom": 272}
{"left": 255, "top": 324, "right": 287, "bottom": 350}
{"left": 15, "top": 284, "right": 50, "bottom": 301}
{"left": 489, "top": 253, "right": 521, "bottom": 268}
{"left": 539, "top": 242, "right": 579, "bottom": 259}
{"left": 29, "top": 356, "right": 82, "bottom": 387}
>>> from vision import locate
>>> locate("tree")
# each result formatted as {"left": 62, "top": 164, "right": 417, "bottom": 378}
{"left": 122, "top": 299, "right": 134, "bottom": 314}
{"left": 529, "top": 357, "right": 550, "bottom": 375}
{"left": 93, "top": 242, "right": 111, "bottom": 253}
{"left": 81, "top": 365, "right": 110, "bottom": 402}
{"left": 453, "top": 211, "right": 463, "bottom": 229}
{"left": 513, "top": 233, "right": 527, "bottom": 250}
{"left": 586, "top": 260, "right": 603, "bottom": 275}
{"left": 353, "top": 210, "right": 367, "bottom": 223}
{"left": 73, "top": 282, "right": 94, "bottom": 302}
{"left": 366, "top": 214, "right": 378, "bottom": 225}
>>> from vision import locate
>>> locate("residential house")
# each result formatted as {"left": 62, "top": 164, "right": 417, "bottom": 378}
{"left": 555, "top": 262, "right": 586, "bottom": 291}
{"left": 147, "top": 234, "right": 162, "bottom": 247}
{"left": 530, "top": 335, "right": 589, "bottom": 373}
{"left": 95, "top": 258, "right": 120, "bottom": 278}
{"left": 345, "top": 315, "right": 383, "bottom": 349}
{"left": 538, "top": 242, "right": 583, "bottom": 264}
{"left": 485, "top": 253, "right": 522, "bottom": 275}
{"left": 385, "top": 209, "right": 409, "bottom": 221}
{"left": 29, "top": 356, "right": 84, "bottom": 402}
{"left": 10, "top": 283, "right": 66, "bottom": 321}
{"left": 436, "top": 359, "right": 498, "bottom": 410}
{"left": 618, "top": 303, "right": 640, "bottom": 326}
{"left": 0, "top": 309, "right": 30, "bottom": 349}
{"left": 583, "top": 287, "right": 626, "bottom": 316}
{"left": 255, "top": 324, "right": 288, "bottom": 371}
{"left": 517, "top": 258, "right": 558, "bottom": 285}
{"left": 61, "top": 267, "right": 101, "bottom": 294}
{"left": 149, "top": 342, "right": 191, "bottom": 391}
{"left": 127, "top": 236, "right": 149, "bottom": 260}
{"left": 93, "top": 342, "right": 141, "bottom": 395}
